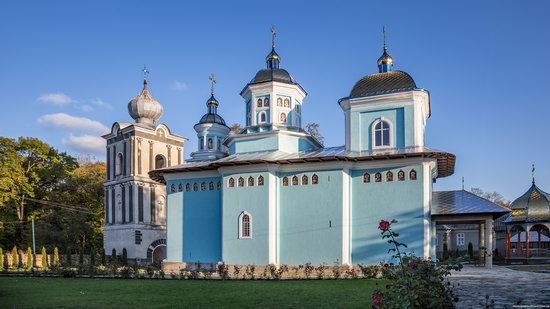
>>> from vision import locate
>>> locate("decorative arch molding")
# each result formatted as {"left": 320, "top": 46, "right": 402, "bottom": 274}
{"left": 371, "top": 117, "right": 394, "bottom": 149}
{"left": 146, "top": 238, "right": 167, "bottom": 264}
{"left": 238, "top": 211, "right": 252, "bottom": 239}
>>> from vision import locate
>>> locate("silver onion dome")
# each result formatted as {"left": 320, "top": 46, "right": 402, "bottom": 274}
{"left": 127, "top": 79, "right": 163, "bottom": 126}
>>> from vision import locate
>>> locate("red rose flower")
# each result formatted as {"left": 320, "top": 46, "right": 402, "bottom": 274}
{"left": 372, "top": 290, "right": 383, "bottom": 308}
{"left": 378, "top": 220, "right": 391, "bottom": 232}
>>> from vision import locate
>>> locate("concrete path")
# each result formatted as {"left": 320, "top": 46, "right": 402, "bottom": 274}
{"left": 449, "top": 265, "right": 550, "bottom": 308}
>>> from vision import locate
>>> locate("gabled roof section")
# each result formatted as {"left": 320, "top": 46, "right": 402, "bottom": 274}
{"left": 432, "top": 190, "right": 510, "bottom": 219}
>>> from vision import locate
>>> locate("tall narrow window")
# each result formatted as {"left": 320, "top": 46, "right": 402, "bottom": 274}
{"left": 178, "top": 184, "right": 183, "bottom": 192}
{"left": 201, "top": 182, "right": 206, "bottom": 191}
{"left": 185, "top": 183, "right": 190, "bottom": 192}
{"left": 257, "top": 98, "right": 263, "bottom": 108}
{"left": 199, "top": 137, "right": 204, "bottom": 150}
{"left": 208, "top": 138, "right": 213, "bottom": 149}
{"left": 238, "top": 177, "right": 244, "bottom": 187}
{"left": 217, "top": 140, "right": 221, "bottom": 150}
{"left": 312, "top": 174, "right": 319, "bottom": 184}
{"left": 282, "top": 177, "right": 289, "bottom": 186}
{"left": 217, "top": 181, "right": 221, "bottom": 190}
{"left": 248, "top": 176, "right": 254, "bottom": 187}
{"left": 193, "top": 183, "right": 198, "bottom": 191}
{"left": 292, "top": 176, "right": 299, "bottom": 186}
{"left": 398, "top": 170, "right": 405, "bottom": 181}
{"left": 375, "top": 172, "right": 382, "bottom": 183}
{"left": 386, "top": 171, "right": 393, "bottom": 182}
{"left": 228, "top": 177, "right": 235, "bottom": 188}
{"left": 260, "top": 112, "right": 266, "bottom": 123}
{"left": 239, "top": 212, "right": 252, "bottom": 239}
{"left": 456, "top": 233, "right": 465, "bottom": 246}
{"left": 170, "top": 184, "right": 176, "bottom": 193}
{"left": 258, "top": 175, "right": 264, "bottom": 186}
{"left": 115, "top": 153, "right": 123, "bottom": 176}
{"left": 363, "top": 172, "right": 370, "bottom": 183}
{"left": 284, "top": 98, "right": 290, "bottom": 108}
{"left": 409, "top": 169, "right": 417, "bottom": 180}
{"left": 155, "top": 155, "right": 165, "bottom": 169}
{"left": 374, "top": 120, "right": 391, "bottom": 147}
{"left": 209, "top": 181, "right": 214, "bottom": 191}
{"left": 264, "top": 98, "right": 269, "bottom": 107}
{"left": 302, "top": 175, "right": 308, "bottom": 185}
{"left": 280, "top": 113, "right": 287, "bottom": 123}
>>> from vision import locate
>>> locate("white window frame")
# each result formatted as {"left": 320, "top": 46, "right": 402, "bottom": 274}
{"left": 239, "top": 211, "right": 252, "bottom": 239}
{"left": 371, "top": 118, "right": 394, "bottom": 149}
{"left": 456, "top": 233, "right": 465, "bottom": 246}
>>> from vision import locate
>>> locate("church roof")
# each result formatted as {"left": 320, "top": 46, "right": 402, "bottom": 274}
{"left": 504, "top": 184, "right": 550, "bottom": 224}
{"left": 198, "top": 113, "right": 227, "bottom": 126}
{"left": 349, "top": 71, "right": 417, "bottom": 98}
{"left": 251, "top": 68, "right": 295, "bottom": 84}
{"left": 432, "top": 190, "right": 510, "bottom": 219}
{"left": 149, "top": 146, "right": 456, "bottom": 182}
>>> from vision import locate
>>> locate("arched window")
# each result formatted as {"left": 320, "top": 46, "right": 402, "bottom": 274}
{"left": 282, "top": 177, "right": 289, "bottom": 186}
{"left": 409, "top": 169, "right": 417, "bottom": 180}
{"left": 258, "top": 175, "right": 264, "bottom": 186}
{"left": 228, "top": 177, "right": 235, "bottom": 188}
{"left": 280, "top": 113, "right": 287, "bottom": 123}
{"left": 373, "top": 119, "right": 391, "bottom": 148}
{"left": 363, "top": 172, "right": 370, "bottom": 183}
{"left": 292, "top": 176, "right": 299, "bottom": 186}
{"left": 115, "top": 153, "right": 123, "bottom": 176}
{"left": 209, "top": 181, "right": 214, "bottom": 191}
{"left": 248, "top": 176, "right": 254, "bottom": 187}
{"left": 257, "top": 98, "right": 263, "bottom": 107}
{"left": 193, "top": 183, "right": 198, "bottom": 191}
{"left": 398, "top": 170, "right": 405, "bottom": 181}
{"left": 201, "top": 182, "right": 206, "bottom": 191}
{"left": 170, "top": 184, "right": 176, "bottom": 193}
{"left": 185, "top": 183, "right": 190, "bottom": 192}
{"left": 264, "top": 97, "right": 269, "bottom": 107}
{"left": 302, "top": 175, "right": 308, "bottom": 185}
{"left": 284, "top": 98, "right": 290, "bottom": 108}
{"left": 238, "top": 177, "right": 244, "bottom": 187}
{"left": 208, "top": 138, "right": 213, "bottom": 150}
{"left": 312, "top": 174, "right": 319, "bottom": 184}
{"left": 277, "top": 97, "right": 282, "bottom": 106}
{"left": 217, "top": 181, "right": 221, "bottom": 190}
{"left": 199, "top": 137, "right": 204, "bottom": 150}
{"left": 375, "top": 172, "right": 382, "bottom": 183}
{"left": 239, "top": 212, "right": 252, "bottom": 239}
{"left": 386, "top": 171, "right": 393, "bottom": 182}
{"left": 259, "top": 112, "right": 266, "bottom": 123}
{"left": 155, "top": 155, "right": 166, "bottom": 169}
{"left": 178, "top": 183, "right": 183, "bottom": 192}
{"left": 217, "top": 140, "right": 221, "bottom": 150}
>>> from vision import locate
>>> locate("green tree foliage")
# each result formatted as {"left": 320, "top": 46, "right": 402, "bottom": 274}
{"left": 0, "top": 247, "right": 4, "bottom": 270}
{"left": 101, "top": 248, "right": 106, "bottom": 266}
{"left": 442, "top": 242, "right": 449, "bottom": 260}
{"left": 65, "top": 247, "right": 71, "bottom": 267}
{"left": 53, "top": 247, "right": 59, "bottom": 268}
{"left": 41, "top": 246, "right": 48, "bottom": 269}
{"left": 79, "top": 249, "right": 84, "bottom": 266}
{"left": 11, "top": 246, "right": 18, "bottom": 269}
{"left": 26, "top": 246, "right": 33, "bottom": 270}
{"left": 90, "top": 246, "right": 95, "bottom": 266}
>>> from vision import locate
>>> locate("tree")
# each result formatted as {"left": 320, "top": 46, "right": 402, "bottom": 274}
{"left": 442, "top": 242, "right": 449, "bottom": 260}
{"left": 65, "top": 247, "right": 71, "bottom": 266}
{"left": 53, "top": 247, "right": 59, "bottom": 268}
{"left": 306, "top": 123, "right": 324, "bottom": 146}
{"left": 229, "top": 123, "right": 242, "bottom": 135}
{"left": 467, "top": 242, "right": 473, "bottom": 257}
{"left": 122, "top": 248, "right": 128, "bottom": 266}
{"left": 79, "top": 249, "right": 84, "bottom": 266}
{"left": 111, "top": 248, "right": 117, "bottom": 265}
{"left": 26, "top": 246, "right": 33, "bottom": 270}
{"left": 41, "top": 246, "right": 48, "bottom": 269}
{"left": 0, "top": 247, "right": 4, "bottom": 270}
{"left": 471, "top": 188, "right": 510, "bottom": 208}
{"left": 90, "top": 246, "right": 95, "bottom": 266}
{"left": 101, "top": 248, "right": 106, "bottom": 266}
{"left": 11, "top": 246, "right": 18, "bottom": 269}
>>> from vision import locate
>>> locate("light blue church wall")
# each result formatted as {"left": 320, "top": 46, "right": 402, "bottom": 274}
{"left": 166, "top": 180, "right": 183, "bottom": 262}
{"left": 358, "top": 108, "right": 406, "bottom": 150}
{"left": 351, "top": 164, "right": 425, "bottom": 264}
{"left": 222, "top": 172, "right": 270, "bottom": 265}
{"left": 279, "top": 169, "right": 343, "bottom": 265}
{"left": 230, "top": 134, "right": 318, "bottom": 154}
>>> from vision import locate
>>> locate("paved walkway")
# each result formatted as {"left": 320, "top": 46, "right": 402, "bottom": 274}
{"left": 449, "top": 265, "right": 550, "bottom": 308}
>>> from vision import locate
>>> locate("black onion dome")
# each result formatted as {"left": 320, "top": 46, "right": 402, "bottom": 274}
{"left": 350, "top": 71, "right": 417, "bottom": 98}
{"left": 250, "top": 68, "right": 295, "bottom": 85}
{"left": 198, "top": 113, "right": 226, "bottom": 126}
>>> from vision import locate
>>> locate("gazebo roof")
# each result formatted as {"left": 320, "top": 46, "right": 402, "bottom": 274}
{"left": 504, "top": 183, "right": 550, "bottom": 224}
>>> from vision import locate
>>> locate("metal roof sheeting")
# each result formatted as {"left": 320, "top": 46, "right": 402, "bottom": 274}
{"left": 432, "top": 190, "right": 510, "bottom": 217}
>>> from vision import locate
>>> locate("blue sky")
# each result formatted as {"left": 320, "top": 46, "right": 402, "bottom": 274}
{"left": 1, "top": 0, "right": 549, "bottom": 200}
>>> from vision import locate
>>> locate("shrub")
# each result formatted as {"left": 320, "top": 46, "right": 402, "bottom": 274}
{"left": 26, "top": 247, "right": 33, "bottom": 270}
{"left": 468, "top": 242, "right": 474, "bottom": 258}
{"left": 442, "top": 242, "right": 448, "bottom": 260}
{"left": 53, "top": 247, "right": 60, "bottom": 268}
{"left": 65, "top": 247, "right": 71, "bottom": 266}
{"left": 90, "top": 247, "right": 96, "bottom": 266}
{"left": 315, "top": 264, "right": 327, "bottom": 279}
{"left": 41, "top": 246, "right": 48, "bottom": 269}
{"left": 11, "top": 246, "right": 19, "bottom": 269}
{"left": 232, "top": 265, "right": 241, "bottom": 279}
{"left": 245, "top": 264, "right": 255, "bottom": 280}
{"left": 111, "top": 248, "right": 117, "bottom": 265}
{"left": 304, "top": 262, "right": 314, "bottom": 279}
{"left": 217, "top": 262, "right": 229, "bottom": 280}
{"left": 79, "top": 250, "right": 84, "bottom": 266}
{"left": 372, "top": 219, "right": 461, "bottom": 309}
{"left": 122, "top": 248, "right": 128, "bottom": 266}
{"left": 0, "top": 247, "right": 4, "bottom": 271}
{"left": 332, "top": 264, "right": 341, "bottom": 279}
{"left": 101, "top": 248, "right": 106, "bottom": 266}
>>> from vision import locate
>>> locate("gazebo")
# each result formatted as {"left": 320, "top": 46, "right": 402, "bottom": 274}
{"left": 504, "top": 182, "right": 550, "bottom": 259}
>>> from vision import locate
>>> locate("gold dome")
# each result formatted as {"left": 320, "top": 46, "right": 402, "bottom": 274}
{"left": 377, "top": 49, "right": 393, "bottom": 66}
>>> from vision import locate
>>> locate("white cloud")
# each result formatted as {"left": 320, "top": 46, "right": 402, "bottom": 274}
{"left": 80, "top": 105, "right": 94, "bottom": 112}
{"left": 63, "top": 134, "right": 105, "bottom": 155}
{"left": 90, "top": 98, "right": 112, "bottom": 109}
{"left": 37, "top": 93, "right": 74, "bottom": 106}
{"left": 172, "top": 80, "right": 188, "bottom": 91}
{"left": 37, "top": 113, "right": 109, "bottom": 134}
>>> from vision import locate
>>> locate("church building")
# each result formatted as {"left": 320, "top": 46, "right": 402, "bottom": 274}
{"left": 149, "top": 29, "right": 456, "bottom": 267}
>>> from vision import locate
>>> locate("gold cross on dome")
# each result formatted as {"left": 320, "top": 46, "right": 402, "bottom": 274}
{"left": 271, "top": 25, "right": 276, "bottom": 49}
{"left": 142, "top": 65, "right": 149, "bottom": 81}
{"left": 209, "top": 73, "right": 216, "bottom": 95}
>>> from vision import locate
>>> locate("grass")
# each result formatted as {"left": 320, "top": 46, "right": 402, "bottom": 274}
{"left": 0, "top": 277, "right": 387, "bottom": 308}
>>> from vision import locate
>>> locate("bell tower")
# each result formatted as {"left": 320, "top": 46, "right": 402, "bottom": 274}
{"left": 102, "top": 68, "right": 187, "bottom": 264}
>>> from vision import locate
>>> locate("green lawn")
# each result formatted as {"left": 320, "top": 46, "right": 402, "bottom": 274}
{"left": 0, "top": 277, "right": 387, "bottom": 308}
